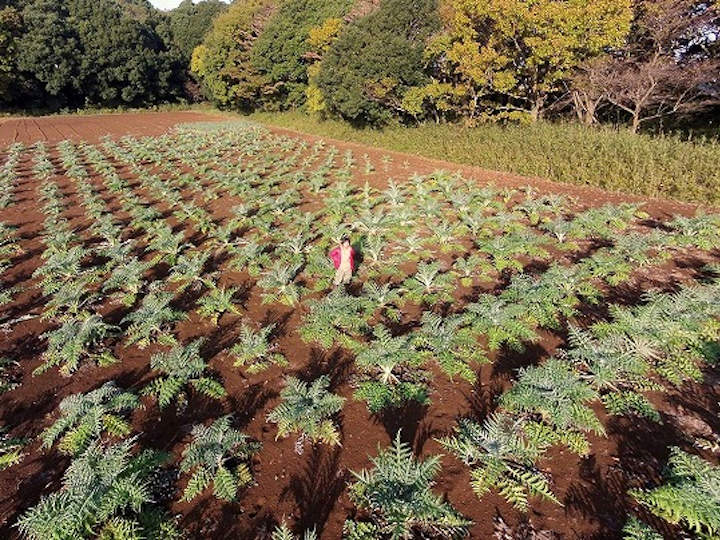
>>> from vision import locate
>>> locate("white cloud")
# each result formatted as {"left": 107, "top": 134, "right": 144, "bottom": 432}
{"left": 149, "top": 0, "right": 229, "bottom": 11}
{"left": 149, "top": 0, "right": 183, "bottom": 9}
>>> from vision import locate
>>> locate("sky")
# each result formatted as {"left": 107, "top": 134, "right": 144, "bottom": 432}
{"left": 149, "top": 0, "right": 229, "bottom": 11}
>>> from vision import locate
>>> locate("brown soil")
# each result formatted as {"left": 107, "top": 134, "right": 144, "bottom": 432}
{"left": 0, "top": 112, "right": 718, "bottom": 540}
{"left": 0, "top": 111, "right": 222, "bottom": 146}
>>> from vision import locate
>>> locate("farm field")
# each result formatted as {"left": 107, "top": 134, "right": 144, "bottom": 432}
{"left": 0, "top": 111, "right": 222, "bottom": 146}
{"left": 0, "top": 113, "right": 719, "bottom": 539}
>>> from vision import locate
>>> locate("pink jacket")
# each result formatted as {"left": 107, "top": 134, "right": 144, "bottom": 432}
{"left": 329, "top": 245, "right": 355, "bottom": 271}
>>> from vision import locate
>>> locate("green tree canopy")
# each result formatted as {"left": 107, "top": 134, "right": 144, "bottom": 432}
{"left": 166, "top": 0, "right": 227, "bottom": 60}
{"left": 0, "top": 5, "right": 22, "bottom": 104}
{"left": 191, "top": 0, "right": 276, "bottom": 109}
{"left": 251, "top": 0, "right": 353, "bottom": 107}
{"left": 317, "top": 0, "right": 440, "bottom": 124}
{"left": 9, "top": 0, "right": 183, "bottom": 109}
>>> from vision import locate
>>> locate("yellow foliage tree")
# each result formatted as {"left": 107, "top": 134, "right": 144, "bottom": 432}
{"left": 191, "top": 0, "right": 276, "bottom": 109}
{"left": 428, "top": 0, "right": 633, "bottom": 121}
{"left": 305, "top": 17, "right": 344, "bottom": 114}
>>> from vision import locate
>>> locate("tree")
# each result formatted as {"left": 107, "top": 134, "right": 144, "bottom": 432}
{"left": 252, "top": 0, "right": 353, "bottom": 108}
{"left": 166, "top": 0, "right": 227, "bottom": 60}
{"left": 0, "top": 6, "right": 22, "bottom": 104}
{"left": 191, "top": 0, "right": 276, "bottom": 109}
{"left": 572, "top": 0, "right": 720, "bottom": 132}
{"left": 16, "top": 0, "right": 80, "bottom": 106}
{"left": 12, "top": 0, "right": 184, "bottom": 109}
{"left": 69, "top": 0, "right": 184, "bottom": 106}
{"left": 428, "top": 0, "right": 633, "bottom": 121}
{"left": 317, "top": 0, "right": 439, "bottom": 124}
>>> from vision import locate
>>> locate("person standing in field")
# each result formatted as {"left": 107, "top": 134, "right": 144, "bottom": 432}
{"left": 329, "top": 236, "right": 355, "bottom": 287}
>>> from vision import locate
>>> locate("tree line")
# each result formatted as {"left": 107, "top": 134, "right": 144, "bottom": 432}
{"left": 192, "top": 0, "right": 719, "bottom": 132}
{"left": 0, "top": 0, "right": 717, "bottom": 131}
{"left": 0, "top": 0, "right": 227, "bottom": 111}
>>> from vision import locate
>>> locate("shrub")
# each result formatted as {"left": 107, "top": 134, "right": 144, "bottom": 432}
{"left": 272, "top": 523, "right": 318, "bottom": 540}
{"left": 500, "top": 358, "right": 604, "bottom": 455}
{"left": 621, "top": 517, "right": 663, "bottom": 540}
{"left": 257, "top": 262, "right": 304, "bottom": 305}
{"left": 267, "top": 375, "right": 345, "bottom": 447}
{"left": 562, "top": 326, "right": 663, "bottom": 422}
{"left": 36, "top": 312, "right": 118, "bottom": 376}
{"left": 630, "top": 448, "right": 720, "bottom": 538}
{"left": 17, "top": 439, "right": 180, "bottom": 540}
{"left": 121, "top": 291, "right": 186, "bottom": 349}
{"left": 0, "top": 428, "right": 24, "bottom": 470}
{"left": 346, "top": 431, "right": 472, "bottom": 538}
{"left": 353, "top": 325, "right": 430, "bottom": 413}
{"left": 300, "top": 289, "right": 369, "bottom": 348}
{"left": 228, "top": 322, "right": 287, "bottom": 373}
{"left": 464, "top": 294, "right": 539, "bottom": 352}
{"left": 247, "top": 113, "right": 720, "bottom": 205}
{"left": 180, "top": 415, "right": 261, "bottom": 501}
{"left": 41, "top": 382, "right": 139, "bottom": 456}
{"left": 399, "top": 261, "right": 454, "bottom": 306}
{"left": 439, "top": 413, "right": 559, "bottom": 511}
{"left": 196, "top": 284, "right": 241, "bottom": 325}
{"left": 593, "top": 281, "right": 720, "bottom": 386}
{"left": 103, "top": 257, "right": 152, "bottom": 306}
{"left": 413, "top": 312, "right": 488, "bottom": 383}
{"left": 142, "top": 339, "right": 226, "bottom": 409}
